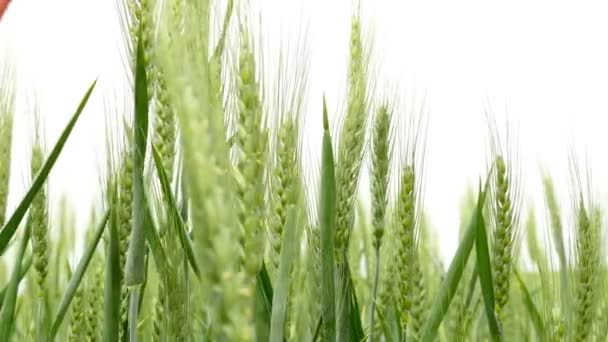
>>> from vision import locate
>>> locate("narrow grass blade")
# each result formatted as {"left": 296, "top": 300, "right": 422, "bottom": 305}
{"left": 475, "top": 196, "right": 503, "bottom": 341}
{"left": 212, "top": 0, "right": 234, "bottom": 59}
{"left": 47, "top": 210, "right": 110, "bottom": 341}
{"left": 137, "top": 250, "right": 150, "bottom": 315}
{"left": 348, "top": 272, "right": 365, "bottom": 342}
{"left": 151, "top": 145, "right": 200, "bottom": 278}
{"left": 0, "top": 81, "right": 96, "bottom": 255}
{"left": 319, "top": 97, "right": 336, "bottom": 341}
{"left": 514, "top": 270, "right": 543, "bottom": 339}
{"left": 0, "top": 224, "right": 30, "bottom": 341}
{"left": 143, "top": 198, "right": 168, "bottom": 274}
{"left": 312, "top": 316, "right": 322, "bottom": 342}
{"left": 0, "top": 255, "right": 31, "bottom": 308}
{"left": 270, "top": 206, "right": 299, "bottom": 342}
{"left": 375, "top": 302, "right": 400, "bottom": 342}
{"left": 128, "top": 286, "right": 140, "bottom": 342}
{"left": 420, "top": 183, "right": 489, "bottom": 342}
{"left": 255, "top": 262, "right": 274, "bottom": 341}
{"left": 103, "top": 205, "right": 121, "bottom": 342}
{"left": 124, "top": 27, "right": 150, "bottom": 287}
{"left": 336, "top": 262, "right": 353, "bottom": 342}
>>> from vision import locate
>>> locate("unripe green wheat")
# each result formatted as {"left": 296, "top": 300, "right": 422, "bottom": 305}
{"left": 30, "top": 142, "right": 50, "bottom": 340}
{"left": 369, "top": 103, "right": 390, "bottom": 342}
{"left": 395, "top": 165, "right": 416, "bottom": 331}
{"left": 574, "top": 203, "right": 601, "bottom": 341}
{"left": 371, "top": 105, "right": 390, "bottom": 251}
{"left": 152, "top": 66, "right": 177, "bottom": 179}
{"left": 492, "top": 156, "right": 516, "bottom": 317}
{"left": 268, "top": 118, "right": 299, "bottom": 277}
{"left": 410, "top": 256, "right": 427, "bottom": 340}
{"left": 84, "top": 257, "right": 103, "bottom": 342}
{"left": 234, "top": 34, "right": 268, "bottom": 278}
{"left": 335, "top": 17, "right": 369, "bottom": 260}
{"left": 30, "top": 145, "right": 48, "bottom": 296}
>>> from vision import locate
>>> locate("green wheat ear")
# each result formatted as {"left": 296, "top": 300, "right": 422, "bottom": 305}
{"left": 573, "top": 202, "right": 602, "bottom": 341}
{"left": 369, "top": 103, "right": 391, "bottom": 342}
{"left": 30, "top": 126, "right": 50, "bottom": 340}
{"left": 371, "top": 104, "right": 391, "bottom": 251}
{"left": 84, "top": 249, "right": 104, "bottom": 342}
{"left": 116, "top": 139, "right": 133, "bottom": 341}
{"left": 484, "top": 110, "right": 523, "bottom": 326}
{"left": 268, "top": 118, "right": 299, "bottom": 277}
{"left": 234, "top": 30, "right": 268, "bottom": 278}
{"left": 491, "top": 155, "right": 515, "bottom": 317}
{"left": 334, "top": 15, "right": 370, "bottom": 260}
{"left": 395, "top": 165, "right": 416, "bottom": 332}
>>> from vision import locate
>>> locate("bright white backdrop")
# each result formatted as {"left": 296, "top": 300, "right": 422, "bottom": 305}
{"left": 1, "top": 0, "right": 608, "bottom": 264}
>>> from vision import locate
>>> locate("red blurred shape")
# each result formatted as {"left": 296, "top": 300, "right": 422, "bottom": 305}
{"left": 0, "top": 0, "right": 11, "bottom": 22}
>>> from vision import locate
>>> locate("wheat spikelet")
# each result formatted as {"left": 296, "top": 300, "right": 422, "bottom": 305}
{"left": 234, "top": 31, "right": 268, "bottom": 278}
{"left": 84, "top": 256, "right": 103, "bottom": 342}
{"left": 117, "top": 147, "right": 133, "bottom": 341}
{"left": 491, "top": 156, "right": 516, "bottom": 316}
{"left": 573, "top": 203, "right": 601, "bottom": 341}
{"left": 268, "top": 118, "right": 299, "bottom": 276}
{"left": 409, "top": 254, "right": 427, "bottom": 340}
{"left": 395, "top": 165, "right": 416, "bottom": 331}
{"left": 334, "top": 16, "right": 369, "bottom": 260}
{"left": 369, "top": 103, "right": 391, "bottom": 341}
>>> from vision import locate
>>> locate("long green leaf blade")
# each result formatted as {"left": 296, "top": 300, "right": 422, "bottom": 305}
{"left": 420, "top": 183, "right": 489, "bottom": 342}
{"left": 0, "top": 255, "right": 32, "bottom": 308}
{"left": 475, "top": 192, "right": 502, "bottom": 341}
{"left": 103, "top": 202, "right": 121, "bottom": 342}
{"left": 348, "top": 271, "right": 365, "bottom": 342}
{"left": 151, "top": 145, "right": 200, "bottom": 278}
{"left": 514, "top": 270, "right": 544, "bottom": 339}
{"left": 124, "top": 24, "right": 150, "bottom": 287}
{"left": 143, "top": 196, "right": 168, "bottom": 274}
{"left": 46, "top": 210, "right": 110, "bottom": 341}
{"left": 0, "top": 81, "right": 97, "bottom": 255}
{"left": 270, "top": 206, "right": 299, "bottom": 342}
{"left": 255, "top": 263, "right": 273, "bottom": 341}
{"left": 0, "top": 224, "right": 30, "bottom": 341}
{"left": 319, "top": 97, "right": 336, "bottom": 341}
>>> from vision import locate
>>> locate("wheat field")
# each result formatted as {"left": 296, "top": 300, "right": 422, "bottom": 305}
{"left": 1, "top": 1, "right": 607, "bottom": 341}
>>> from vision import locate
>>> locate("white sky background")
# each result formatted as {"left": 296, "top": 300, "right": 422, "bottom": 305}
{"left": 1, "top": 0, "right": 608, "bottom": 264}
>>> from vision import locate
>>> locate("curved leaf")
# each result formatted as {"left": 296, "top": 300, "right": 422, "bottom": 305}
{"left": 475, "top": 198, "right": 503, "bottom": 341}
{"left": 0, "top": 224, "right": 30, "bottom": 341}
{"left": 514, "top": 270, "right": 544, "bottom": 339}
{"left": 0, "top": 81, "right": 97, "bottom": 255}
{"left": 124, "top": 26, "right": 150, "bottom": 287}
{"left": 103, "top": 201, "right": 121, "bottom": 342}
{"left": 420, "top": 181, "right": 490, "bottom": 342}
{"left": 151, "top": 145, "right": 200, "bottom": 279}
{"left": 270, "top": 206, "right": 299, "bottom": 342}
{"left": 319, "top": 97, "right": 336, "bottom": 341}
{"left": 0, "top": 255, "right": 31, "bottom": 309}
{"left": 47, "top": 210, "right": 110, "bottom": 341}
